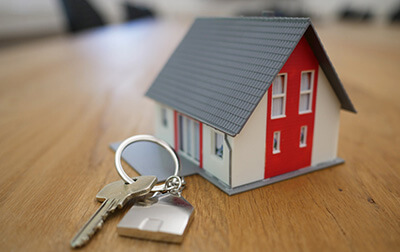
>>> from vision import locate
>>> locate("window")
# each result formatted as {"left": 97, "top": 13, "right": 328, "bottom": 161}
{"left": 177, "top": 114, "right": 200, "bottom": 162}
{"left": 299, "top": 71, "right": 314, "bottom": 113}
{"left": 194, "top": 122, "right": 200, "bottom": 161}
{"left": 300, "top": 126, "right": 307, "bottom": 147}
{"left": 186, "top": 117, "right": 192, "bottom": 156}
{"left": 161, "top": 107, "right": 168, "bottom": 127}
{"left": 271, "top": 74, "right": 287, "bottom": 118}
{"left": 215, "top": 132, "right": 223, "bottom": 158}
{"left": 178, "top": 115, "right": 184, "bottom": 151}
{"left": 273, "top": 131, "right": 280, "bottom": 154}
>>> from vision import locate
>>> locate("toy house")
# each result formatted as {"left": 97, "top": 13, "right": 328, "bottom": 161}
{"left": 145, "top": 17, "right": 356, "bottom": 194}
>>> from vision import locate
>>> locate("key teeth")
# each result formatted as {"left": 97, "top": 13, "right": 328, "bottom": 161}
{"left": 71, "top": 180, "right": 155, "bottom": 249}
{"left": 97, "top": 221, "right": 104, "bottom": 229}
{"left": 71, "top": 219, "right": 105, "bottom": 248}
{"left": 72, "top": 235, "right": 89, "bottom": 248}
{"left": 71, "top": 236, "right": 89, "bottom": 248}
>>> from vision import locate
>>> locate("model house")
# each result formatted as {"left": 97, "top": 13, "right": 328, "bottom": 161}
{"left": 145, "top": 17, "right": 356, "bottom": 194}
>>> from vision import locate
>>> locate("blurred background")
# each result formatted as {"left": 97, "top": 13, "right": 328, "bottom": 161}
{"left": 1, "top": 0, "right": 400, "bottom": 48}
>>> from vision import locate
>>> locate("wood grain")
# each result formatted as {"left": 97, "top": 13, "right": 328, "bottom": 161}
{"left": 0, "top": 18, "right": 399, "bottom": 252}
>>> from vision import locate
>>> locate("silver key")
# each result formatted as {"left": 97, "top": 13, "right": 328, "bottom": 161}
{"left": 70, "top": 175, "right": 157, "bottom": 248}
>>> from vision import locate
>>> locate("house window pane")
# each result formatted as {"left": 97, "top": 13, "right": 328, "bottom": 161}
{"left": 300, "top": 126, "right": 307, "bottom": 147}
{"left": 271, "top": 74, "right": 286, "bottom": 118}
{"left": 272, "top": 75, "right": 284, "bottom": 95}
{"left": 273, "top": 131, "right": 280, "bottom": 154}
{"left": 301, "top": 72, "right": 312, "bottom": 91}
{"left": 177, "top": 113, "right": 200, "bottom": 163}
{"left": 272, "top": 97, "right": 283, "bottom": 117}
{"left": 186, "top": 118, "right": 191, "bottom": 156}
{"left": 215, "top": 132, "right": 223, "bottom": 158}
{"left": 299, "top": 93, "right": 311, "bottom": 111}
{"left": 194, "top": 122, "right": 200, "bottom": 161}
{"left": 161, "top": 107, "right": 168, "bottom": 127}
{"left": 299, "top": 72, "right": 313, "bottom": 113}
{"left": 178, "top": 115, "right": 184, "bottom": 151}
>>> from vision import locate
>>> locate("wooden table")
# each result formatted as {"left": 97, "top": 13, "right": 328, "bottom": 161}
{"left": 0, "top": 18, "right": 399, "bottom": 252}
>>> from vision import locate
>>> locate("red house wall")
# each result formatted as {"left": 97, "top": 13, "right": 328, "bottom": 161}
{"left": 265, "top": 36, "right": 319, "bottom": 178}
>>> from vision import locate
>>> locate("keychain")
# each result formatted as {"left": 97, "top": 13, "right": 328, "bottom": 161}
{"left": 70, "top": 135, "right": 194, "bottom": 248}
{"left": 115, "top": 135, "right": 194, "bottom": 243}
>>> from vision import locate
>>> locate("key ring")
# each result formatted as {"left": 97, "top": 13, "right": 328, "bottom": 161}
{"left": 115, "top": 135, "right": 181, "bottom": 192}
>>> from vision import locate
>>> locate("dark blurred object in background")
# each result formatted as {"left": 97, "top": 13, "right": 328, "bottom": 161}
{"left": 59, "top": 0, "right": 106, "bottom": 33}
{"left": 390, "top": 5, "right": 400, "bottom": 23}
{"left": 123, "top": 2, "right": 155, "bottom": 22}
{"left": 240, "top": 9, "right": 310, "bottom": 18}
{"left": 1, "top": 0, "right": 399, "bottom": 51}
{"left": 339, "top": 6, "right": 373, "bottom": 22}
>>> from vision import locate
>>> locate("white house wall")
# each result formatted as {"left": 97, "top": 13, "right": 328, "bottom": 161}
{"left": 202, "top": 125, "right": 230, "bottom": 185}
{"left": 154, "top": 103, "right": 175, "bottom": 148}
{"left": 155, "top": 102, "right": 230, "bottom": 186}
{"left": 230, "top": 93, "right": 268, "bottom": 187}
{"left": 312, "top": 67, "right": 341, "bottom": 165}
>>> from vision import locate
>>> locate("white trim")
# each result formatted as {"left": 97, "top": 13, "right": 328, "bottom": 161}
{"left": 299, "top": 70, "right": 314, "bottom": 114}
{"left": 300, "top": 125, "right": 307, "bottom": 147}
{"left": 271, "top": 73, "right": 287, "bottom": 119}
{"left": 273, "top": 131, "right": 281, "bottom": 154}
{"left": 271, "top": 115, "right": 286, "bottom": 119}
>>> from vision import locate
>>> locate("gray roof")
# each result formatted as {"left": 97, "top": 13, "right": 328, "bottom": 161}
{"left": 146, "top": 17, "right": 356, "bottom": 136}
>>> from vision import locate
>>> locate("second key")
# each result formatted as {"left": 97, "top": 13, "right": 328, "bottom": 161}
{"left": 70, "top": 175, "right": 157, "bottom": 248}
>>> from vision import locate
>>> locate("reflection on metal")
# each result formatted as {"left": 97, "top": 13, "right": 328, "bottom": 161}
{"left": 117, "top": 193, "right": 194, "bottom": 243}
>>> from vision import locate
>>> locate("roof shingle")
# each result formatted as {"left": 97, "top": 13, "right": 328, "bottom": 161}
{"left": 146, "top": 17, "right": 355, "bottom": 136}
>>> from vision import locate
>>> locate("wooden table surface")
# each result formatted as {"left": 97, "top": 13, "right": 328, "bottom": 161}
{"left": 0, "top": 18, "right": 399, "bottom": 252}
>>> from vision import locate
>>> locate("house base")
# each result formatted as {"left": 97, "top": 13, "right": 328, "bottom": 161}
{"left": 110, "top": 142, "right": 344, "bottom": 195}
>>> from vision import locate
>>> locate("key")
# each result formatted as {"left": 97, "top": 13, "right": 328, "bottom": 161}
{"left": 70, "top": 175, "right": 157, "bottom": 248}
{"left": 117, "top": 192, "right": 194, "bottom": 243}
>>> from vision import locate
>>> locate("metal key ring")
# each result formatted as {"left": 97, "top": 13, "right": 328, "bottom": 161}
{"left": 115, "top": 135, "right": 181, "bottom": 191}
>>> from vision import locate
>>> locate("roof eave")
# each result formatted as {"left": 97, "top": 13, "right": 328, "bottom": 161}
{"left": 304, "top": 24, "right": 357, "bottom": 113}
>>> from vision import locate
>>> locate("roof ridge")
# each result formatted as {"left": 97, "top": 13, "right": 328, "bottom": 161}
{"left": 196, "top": 16, "right": 311, "bottom": 22}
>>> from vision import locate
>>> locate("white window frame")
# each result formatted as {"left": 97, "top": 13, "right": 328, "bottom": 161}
{"left": 214, "top": 131, "right": 224, "bottom": 159}
{"left": 177, "top": 113, "right": 200, "bottom": 164}
{"left": 299, "top": 71, "right": 314, "bottom": 114}
{"left": 271, "top": 73, "right": 287, "bottom": 119}
{"left": 273, "top": 131, "right": 281, "bottom": 154}
{"left": 300, "top": 126, "right": 307, "bottom": 147}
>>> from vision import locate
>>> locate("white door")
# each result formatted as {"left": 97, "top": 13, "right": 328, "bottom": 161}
{"left": 177, "top": 114, "right": 200, "bottom": 163}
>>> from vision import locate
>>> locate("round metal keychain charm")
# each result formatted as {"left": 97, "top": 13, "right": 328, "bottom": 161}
{"left": 114, "top": 135, "right": 194, "bottom": 243}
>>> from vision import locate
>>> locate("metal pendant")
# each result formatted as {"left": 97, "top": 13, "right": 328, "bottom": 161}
{"left": 117, "top": 193, "right": 194, "bottom": 243}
